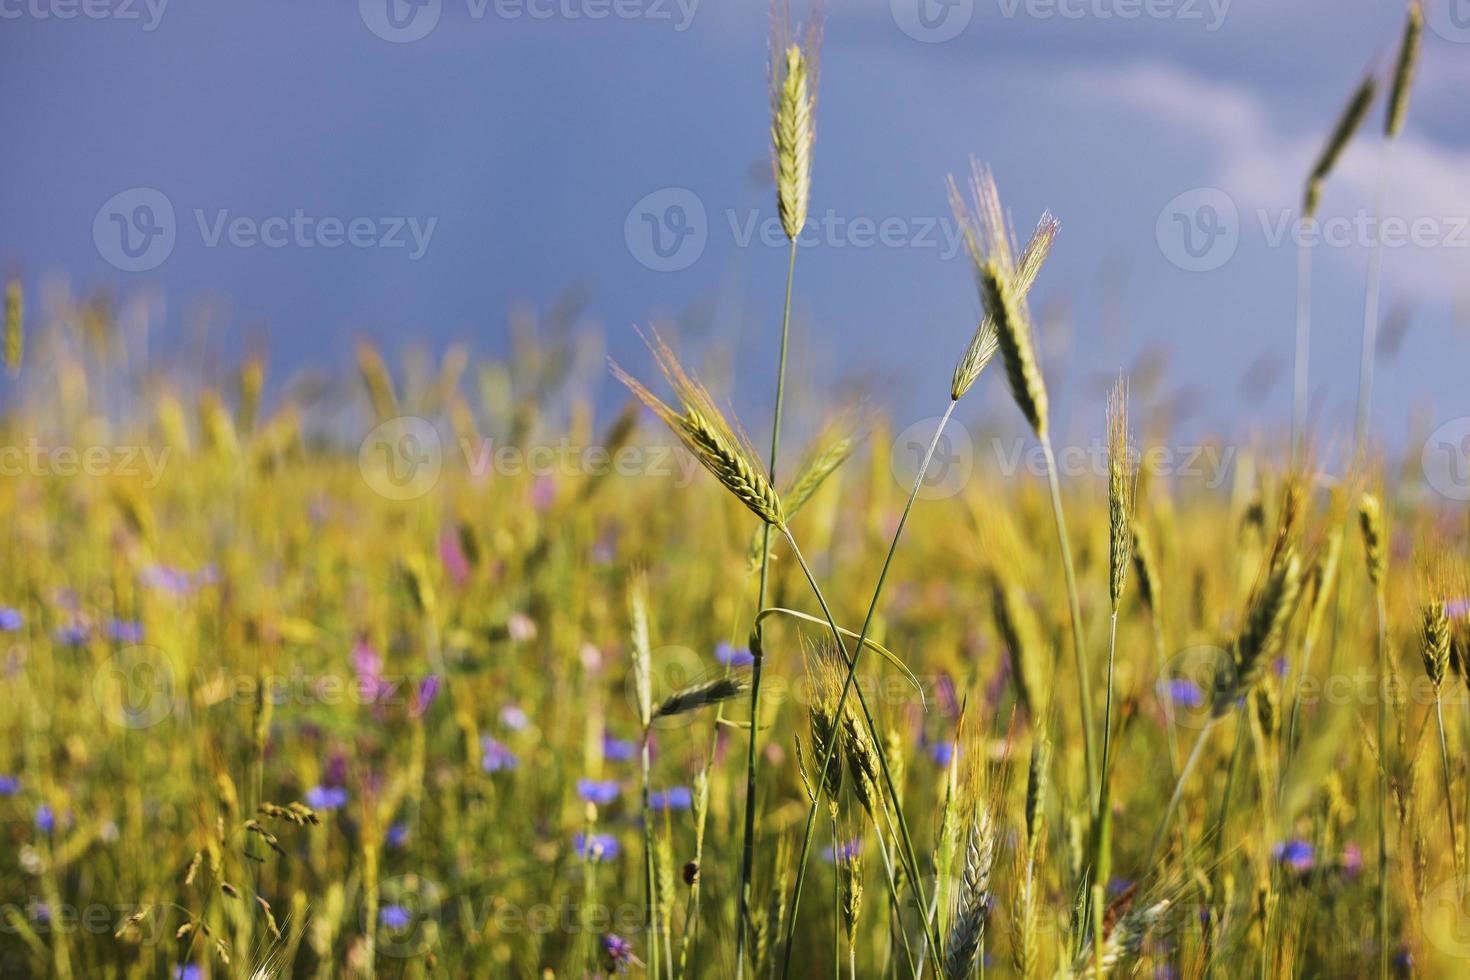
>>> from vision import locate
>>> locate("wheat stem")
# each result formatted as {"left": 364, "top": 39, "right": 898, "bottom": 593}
{"left": 1040, "top": 433, "right": 1096, "bottom": 809}
{"left": 1373, "top": 588, "right": 1389, "bottom": 980}
{"left": 1291, "top": 238, "right": 1313, "bottom": 464}
{"left": 776, "top": 401, "right": 958, "bottom": 978}
{"left": 780, "top": 530, "right": 946, "bottom": 978}
{"left": 737, "top": 238, "right": 800, "bottom": 980}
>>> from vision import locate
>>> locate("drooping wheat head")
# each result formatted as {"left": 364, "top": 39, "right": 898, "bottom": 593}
{"left": 611, "top": 329, "right": 786, "bottom": 528}
{"left": 4, "top": 277, "right": 22, "bottom": 378}
{"left": 949, "top": 161, "right": 1053, "bottom": 433}
{"left": 1214, "top": 551, "right": 1303, "bottom": 718}
{"left": 1358, "top": 493, "right": 1387, "bottom": 592}
{"left": 1304, "top": 72, "right": 1378, "bottom": 217}
{"left": 1386, "top": 1, "right": 1423, "bottom": 139}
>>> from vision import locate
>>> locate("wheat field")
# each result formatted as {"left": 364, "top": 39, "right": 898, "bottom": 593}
{"left": 3, "top": 2, "right": 1467, "bottom": 978}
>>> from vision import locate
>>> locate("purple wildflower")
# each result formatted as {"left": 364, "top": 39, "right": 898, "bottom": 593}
{"left": 576, "top": 779, "right": 621, "bottom": 806}
{"left": 0, "top": 775, "right": 20, "bottom": 796}
{"left": 574, "top": 832, "right": 620, "bottom": 862}
{"left": 35, "top": 804, "right": 55, "bottom": 833}
{"left": 439, "top": 529, "right": 471, "bottom": 587}
{"left": 0, "top": 608, "right": 22, "bottom": 631}
{"left": 305, "top": 785, "right": 349, "bottom": 811}
{"left": 715, "top": 642, "right": 755, "bottom": 668}
{"left": 650, "top": 786, "right": 693, "bottom": 811}
{"left": 351, "top": 637, "right": 392, "bottom": 704}
{"left": 380, "top": 904, "right": 412, "bottom": 929}
{"left": 481, "top": 736, "right": 518, "bottom": 772}
{"left": 108, "top": 620, "right": 144, "bottom": 644}
{"left": 821, "top": 839, "right": 861, "bottom": 864}
{"left": 1165, "top": 678, "right": 1203, "bottom": 708}
{"left": 602, "top": 733, "right": 637, "bottom": 762}
{"left": 410, "top": 674, "right": 441, "bottom": 718}
{"left": 173, "top": 967, "right": 202, "bottom": 980}
{"left": 386, "top": 823, "right": 409, "bottom": 848}
{"left": 603, "top": 933, "right": 640, "bottom": 972}
{"left": 499, "top": 703, "right": 529, "bottom": 731}
{"left": 1272, "top": 839, "right": 1315, "bottom": 873}
{"left": 928, "top": 741, "right": 955, "bottom": 767}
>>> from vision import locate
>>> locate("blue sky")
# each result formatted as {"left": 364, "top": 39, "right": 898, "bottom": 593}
{"left": 2, "top": 0, "right": 1467, "bottom": 461}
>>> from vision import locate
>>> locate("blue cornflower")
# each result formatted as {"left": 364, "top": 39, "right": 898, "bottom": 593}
{"left": 574, "top": 832, "right": 621, "bottom": 862}
{"left": 305, "top": 785, "right": 348, "bottom": 811}
{"left": 576, "top": 779, "right": 621, "bottom": 806}
{"left": 649, "top": 786, "right": 693, "bottom": 811}
{"left": 482, "top": 736, "right": 518, "bottom": 773}
{"left": 379, "top": 905, "right": 412, "bottom": 929}
{"left": 715, "top": 642, "right": 755, "bottom": 668}
{"left": 0, "top": 607, "right": 22, "bottom": 631}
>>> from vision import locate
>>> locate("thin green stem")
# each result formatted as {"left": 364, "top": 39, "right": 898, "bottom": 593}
{"left": 1355, "top": 146, "right": 1393, "bottom": 455}
{"left": 1040, "top": 433, "right": 1096, "bottom": 810}
{"left": 1435, "top": 694, "right": 1459, "bottom": 876}
{"left": 1291, "top": 237, "right": 1313, "bottom": 464}
{"left": 1373, "top": 589, "right": 1389, "bottom": 980}
{"left": 780, "top": 532, "right": 945, "bottom": 978}
{"left": 777, "top": 400, "right": 958, "bottom": 979}
{"left": 640, "top": 732, "right": 660, "bottom": 980}
{"left": 737, "top": 238, "right": 800, "bottom": 979}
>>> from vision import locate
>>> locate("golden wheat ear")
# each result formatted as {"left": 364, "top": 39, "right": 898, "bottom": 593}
{"left": 611, "top": 328, "right": 785, "bottom": 528}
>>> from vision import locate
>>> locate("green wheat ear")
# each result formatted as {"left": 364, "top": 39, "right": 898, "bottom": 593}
{"left": 1385, "top": 1, "right": 1423, "bottom": 139}
{"left": 1303, "top": 71, "right": 1377, "bottom": 218}
{"left": 949, "top": 162, "right": 1052, "bottom": 433}
{"left": 611, "top": 328, "right": 785, "bottom": 529}
{"left": 4, "top": 278, "right": 22, "bottom": 379}
{"left": 770, "top": 5, "right": 820, "bottom": 243}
